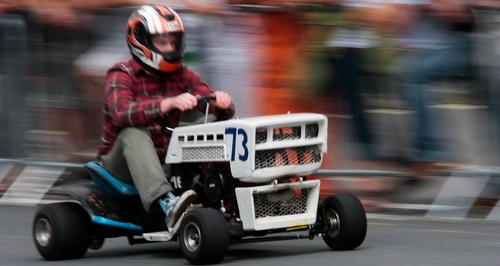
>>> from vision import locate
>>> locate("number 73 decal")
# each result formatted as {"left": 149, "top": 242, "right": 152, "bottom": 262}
{"left": 225, "top": 127, "right": 249, "bottom": 162}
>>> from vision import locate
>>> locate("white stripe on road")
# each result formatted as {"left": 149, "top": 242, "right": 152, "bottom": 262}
{"left": 486, "top": 200, "right": 500, "bottom": 220}
{"left": 0, "top": 166, "right": 64, "bottom": 206}
{"left": 425, "top": 173, "right": 491, "bottom": 220}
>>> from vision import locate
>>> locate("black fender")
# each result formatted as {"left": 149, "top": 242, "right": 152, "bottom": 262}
{"left": 41, "top": 181, "right": 164, "bottom": 234}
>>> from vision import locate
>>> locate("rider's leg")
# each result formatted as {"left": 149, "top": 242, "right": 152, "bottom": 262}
{"left": 100, "top": 127, "right": 196, "bottom": 226}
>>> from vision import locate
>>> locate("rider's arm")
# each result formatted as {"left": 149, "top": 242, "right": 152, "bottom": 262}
{"left": 104, "top": 69, "right": 165, "bottom": 127}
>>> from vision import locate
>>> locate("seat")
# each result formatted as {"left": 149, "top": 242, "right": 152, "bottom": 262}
{"left": 84, "top": 161, "right": 139, "bottom": 200}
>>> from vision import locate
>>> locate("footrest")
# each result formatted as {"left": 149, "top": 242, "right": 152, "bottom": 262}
{"left": 143, "top": 230, "right": 173, "bottom": 241}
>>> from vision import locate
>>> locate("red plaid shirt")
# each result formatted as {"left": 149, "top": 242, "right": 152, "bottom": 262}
{"left": 97, "top": 59, "right": 235, "bottom": 162}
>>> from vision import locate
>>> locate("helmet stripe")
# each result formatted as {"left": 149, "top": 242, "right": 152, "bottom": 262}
{"left": 140, "top": 5, "right": 163, "bottom": 34}
{"left": 154, "top": 5, "right": 169, "bottom": 16}
{"left": 137, "top": 7, "right": 155, "bottom": 33}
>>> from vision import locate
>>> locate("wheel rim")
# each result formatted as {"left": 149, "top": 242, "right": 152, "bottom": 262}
{"left": 325, "top": 209, "right": 340, "bottom": 237}
{"left": 35, "top": 218, "right": 52, "bottom": 247}
{"left": 183, "top": 221, "right": 201, "bottom": 252}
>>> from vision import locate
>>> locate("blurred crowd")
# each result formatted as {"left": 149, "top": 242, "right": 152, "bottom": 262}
{"left": 1, "top": 0, "right": 500, "bottom": 208}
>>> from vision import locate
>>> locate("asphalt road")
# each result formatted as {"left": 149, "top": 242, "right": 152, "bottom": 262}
{"left": 1, "top": 205, "right": 499, "bottom": 266}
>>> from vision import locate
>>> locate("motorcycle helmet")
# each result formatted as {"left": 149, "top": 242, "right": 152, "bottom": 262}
{"left": 126, "top": 5, "right": 185, "bottom": 72}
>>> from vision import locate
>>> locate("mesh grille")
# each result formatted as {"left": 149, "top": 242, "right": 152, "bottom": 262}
{"left": 273, "top": 126, "right": 301, "bottom": 141}
{"left": 182, "top": 146, "right": 225, "bottom": 161}
{"left": 256, "top": 128, "right": 267, "bottom": 144}
{"left": 256, "top": 123, "right": 319, "bottom": 144}
{"left": 255, "top": 145, "right": 321, "bottom": 169}
{"left": 253, "top": 188, "right": 309, "bottom": 218}
{"left": 305, "top": 123, "right": 319, "bottom": 138}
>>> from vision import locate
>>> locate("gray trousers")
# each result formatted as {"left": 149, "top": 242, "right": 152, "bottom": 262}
{"left": 100, "top": 127, "right": 172, "bottom": 212}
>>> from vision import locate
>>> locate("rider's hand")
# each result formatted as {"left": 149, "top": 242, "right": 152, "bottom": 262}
{"left": 212, "top": 91, "right": 233, "bottom": 109}
{"left": 161, "top": 93, "right": 198, "bottom": 113}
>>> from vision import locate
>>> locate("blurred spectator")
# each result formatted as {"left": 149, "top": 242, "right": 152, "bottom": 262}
{"left": 299, "top": 0, "right": 477, "bottom": 209}
{"left": 470, "top": 1, "right": 500, "bottom": 157}
{"left": 392, "top": 0, "right": 475, "bottom": 175}
{"left": 0, "top": 2, "right": 92, "bottom": 160}
{"left": 311, "top": 1, "right": 404, "bottom": 209}
{"left": 0, "top": 12, "right": 29, "bottom": 158}
{"left": 321, "top": 1, "right": 389, "bottom": 163}
{"left": 0, "top": 0, "right": 147, "bottom": 161}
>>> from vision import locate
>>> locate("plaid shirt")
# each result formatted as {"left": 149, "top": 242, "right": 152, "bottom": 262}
{"left": 97, "top": 59, "right": 235, "bottom": 162}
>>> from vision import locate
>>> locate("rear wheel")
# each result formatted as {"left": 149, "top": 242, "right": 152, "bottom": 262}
{"left": 321, "top": 193, "right": 367, "bottom": 250}
{"left": 33, "top": 203, "right": 91, "bottom": 260}
{"left": 179, "top": 208, "right": 229, "bottom": 265}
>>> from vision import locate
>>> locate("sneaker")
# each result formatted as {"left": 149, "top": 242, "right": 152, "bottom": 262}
{"left": 158, "top": 190, "right": 197, "bottom": 228}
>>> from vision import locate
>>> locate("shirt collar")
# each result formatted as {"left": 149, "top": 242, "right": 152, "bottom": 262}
{"left": 129, "top": 59, "right": 153, "bottom": 77}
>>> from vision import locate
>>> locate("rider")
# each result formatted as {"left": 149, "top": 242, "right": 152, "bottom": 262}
{"left": 96, "top": 4, "right": 235, "bottom": 229}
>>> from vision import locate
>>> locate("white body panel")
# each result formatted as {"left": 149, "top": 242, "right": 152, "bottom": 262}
{"left": 235, "top": 179, "right": 321, "bottom": 231}
{"left": 165, "top": 113, "right": 328, "bottom": 183}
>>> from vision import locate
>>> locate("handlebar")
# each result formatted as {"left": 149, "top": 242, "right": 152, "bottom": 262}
{"left": 196, "top": 95, "right": 216, "bottom": 103}
{"left": 161, "top": 94, "right": 217, "bottom": 135}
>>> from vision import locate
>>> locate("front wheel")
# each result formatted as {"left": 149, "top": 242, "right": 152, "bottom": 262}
{"left": 32, "top": 203, "right": 91, "bottom": 260}
{"left": 321, "top": 193, "right": 367, "bottom": 250}
{"left": 179, "top": 208, "right": 229, "bottom": 265}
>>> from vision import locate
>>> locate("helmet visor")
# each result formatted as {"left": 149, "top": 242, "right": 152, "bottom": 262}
{"left": 150, "top": 32, "right": 184, "bottom": 62}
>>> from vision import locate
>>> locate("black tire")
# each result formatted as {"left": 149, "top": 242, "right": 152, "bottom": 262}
{"left": 89, "top": 236, "right": 105, "bottom": 250}
{"left": 321, "top": 193, "right": 367, "bottom": 250}
{"left": 179, "top": 208, "right": 229, "bottom": 265}
{"left": 32, "top": 203, "right": 91, "bottom": 260}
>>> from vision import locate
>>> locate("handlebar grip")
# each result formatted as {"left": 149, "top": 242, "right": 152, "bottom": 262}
{"left": 197, "top": 95, "right": 216, "bottom": 102}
